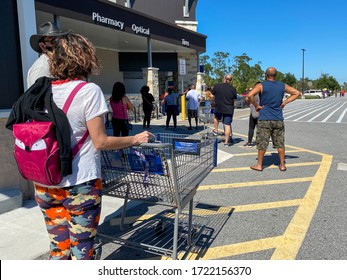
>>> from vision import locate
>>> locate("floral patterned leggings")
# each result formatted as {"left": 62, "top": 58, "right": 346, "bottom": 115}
{"left": 34, "top": 178, "right": 102, "bottom": 260}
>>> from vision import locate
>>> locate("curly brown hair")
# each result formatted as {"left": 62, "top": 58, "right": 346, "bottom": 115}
{"left": 50, "top": 33, "right": 101, "bottom": 80}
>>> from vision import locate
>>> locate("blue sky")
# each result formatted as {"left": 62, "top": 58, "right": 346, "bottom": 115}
{"left": 196, "top": 0, "right": 346, "bottom": 84}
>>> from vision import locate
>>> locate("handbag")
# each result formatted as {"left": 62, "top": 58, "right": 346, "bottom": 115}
{"left": 143, "top": 95, "right": 155, "bottom": 111}
{"left": 125, "top": 120, "right": 133, "bottom": 130}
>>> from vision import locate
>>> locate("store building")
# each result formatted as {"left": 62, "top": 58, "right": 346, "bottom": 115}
{"left": 0, "top": 0, "right": 206, "bottom": 202}
{"left": 1, "top": 0, "right": 206, "bottom": 110}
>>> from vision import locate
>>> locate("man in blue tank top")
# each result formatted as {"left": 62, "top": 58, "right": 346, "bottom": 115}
{"left": 247, "top": 67, "right": 300, "bottom": 171}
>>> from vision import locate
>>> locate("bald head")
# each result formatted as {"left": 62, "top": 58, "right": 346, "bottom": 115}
{"left": 265, "top": 67, "right": 277, "bottom": 80}
{"left": 224, "top": 74, "right": 232, "bottom": 83}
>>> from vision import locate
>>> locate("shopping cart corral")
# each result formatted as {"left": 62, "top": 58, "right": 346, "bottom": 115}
{"left": 96, "top": 133, "right": 218, "bottom": 259}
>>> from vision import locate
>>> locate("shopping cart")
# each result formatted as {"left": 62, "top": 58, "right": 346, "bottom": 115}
{"left": 97, "top": 133, "right": 218, "bottom": 259}
{"left": 198, "top": 101, "right": 214, "bottom": 134}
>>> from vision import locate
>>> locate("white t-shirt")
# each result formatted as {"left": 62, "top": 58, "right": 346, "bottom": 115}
{"left": 27, "top": 54, "right": 51, "bottom": 88}
{"left": 52, "top": 80, "right": 109, "bottom": 187}
{"left": 186, "top": 89, "right": 201, "bottom": 110}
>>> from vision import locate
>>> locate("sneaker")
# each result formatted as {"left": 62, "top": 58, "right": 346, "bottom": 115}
{"left": 224, "top": 143, "right": 230, "bottom": 148}
{"left": 213, "top": 130, "right": 219, "bottom": 136}
{"left": 229, "top": 138, "right": 234, "bottom": 145}
{"left": 244, "top": 142, "right": 252, "bottom": 147}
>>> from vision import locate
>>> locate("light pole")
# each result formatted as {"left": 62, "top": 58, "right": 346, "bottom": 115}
{"left": 301, "top": 48, "right": 306, "bottom": 96}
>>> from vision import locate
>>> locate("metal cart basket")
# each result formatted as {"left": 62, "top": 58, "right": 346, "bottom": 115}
{"left": 98, "top": 133, "right": 218, "bottom": 259}
{"left": 198, "top": 101, "right": 214, "bottom": 133}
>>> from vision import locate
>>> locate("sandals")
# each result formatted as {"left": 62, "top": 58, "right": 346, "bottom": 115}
{"left": 250, "top": 166, "right": 263, "bottom": 172}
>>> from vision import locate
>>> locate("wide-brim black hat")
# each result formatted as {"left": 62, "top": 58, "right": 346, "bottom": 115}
{"left": 30, "top": 22, "right": 70, "bottom": 53}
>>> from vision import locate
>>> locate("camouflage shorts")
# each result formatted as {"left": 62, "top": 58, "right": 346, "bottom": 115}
{"left": 256, "top": 120, "right": 285, "bottom": 150}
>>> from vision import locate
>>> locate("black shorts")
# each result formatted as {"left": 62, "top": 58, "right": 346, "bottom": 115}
{"left": 188, "top": 109, "right": 198, "bottom": 118}
{"left": 214, "top": 112, "right": 233, "bottom": 125}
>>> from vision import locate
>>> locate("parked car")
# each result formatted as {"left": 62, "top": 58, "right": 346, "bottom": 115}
{"left": 303, "top": 90, "right": 323, "bottom": 98}
{"left": 235, "top": 94, "right": 247, "bottom": 108}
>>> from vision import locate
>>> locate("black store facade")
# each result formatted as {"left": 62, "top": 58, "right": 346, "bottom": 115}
{"left": 1, "top": 0, "right": 207, "bottom": 110}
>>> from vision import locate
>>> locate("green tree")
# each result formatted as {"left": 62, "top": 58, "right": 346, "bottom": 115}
{"left": 211, "top": 51, "right": 231, "bottom": 84}
{"left": 295, "top": 77, "right": 310, "bottom": 92}
{"left": 277, "top": 72, "right": 297, "bottom": 87}
{"left": 199, "top": 55, "right": 213, "bottom": 86}
{"left": 282, "top": 73, "right": 298, "bottom": 86}
{"left": 231, "top": 53, "right": 264, "bottom": 93}
{"left": 276, "top": 71, "right": 285, "bottom": 82}
{"left": 200, "top": 51, "right": 342, "bottom": 94}
{"left": 315, "top": 73, "right": 340, "bottom": 91}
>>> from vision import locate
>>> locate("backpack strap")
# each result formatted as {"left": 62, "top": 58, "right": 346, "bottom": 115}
{"left": 62, "top": 81, "right": 88, "bottom": 113}
{"left": 62, "top": 81, "right": 89, "bottom": 157}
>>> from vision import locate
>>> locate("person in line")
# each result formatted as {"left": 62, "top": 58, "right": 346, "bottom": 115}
{"left": 211, "top": 74, "right": 238, "bottom": 147}
{"left": 204, "top": 86, "right": 215, "bottom": 113}
{"left": 27, "top": 21, "right": 69, "bottom": 88}
{"left": 109, "top": 82, "right": 134, "bottom": 136}
{"left": 185, "top": 84, "right": 201, "bottom": 130}
{"left": 244, "top": 83, "right": 261, "bottom": 147}
{"left": 141, "top": 85, "right": 155, "bottom": 129}
{"left": 33, "top": 33, "right": 152, "bottom": 260}
{"left": 164, "top": 87, "right": 183, "bottom": 130}
{"left": 247, "top": 67, "right": 300, "bottom": 172}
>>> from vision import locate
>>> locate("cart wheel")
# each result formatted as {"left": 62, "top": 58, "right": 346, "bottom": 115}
{"left": 94, "top": 246, "right": 102, "bottom": 260}
{"left": 187, "top": 227, "right": 198, "bottom": 244}
{"left": 155, "top": 220, "right": 166, "bottom": 236}
{"left": 192, "top": 228, "right": 198, "bottom": 239}
{"left": 94, "top": 239, "right": 103, "bottom": 260}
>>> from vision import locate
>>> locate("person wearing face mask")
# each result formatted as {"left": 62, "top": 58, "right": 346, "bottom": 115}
{"left": 27, "top": 22, "right": 70, "bottom": 88}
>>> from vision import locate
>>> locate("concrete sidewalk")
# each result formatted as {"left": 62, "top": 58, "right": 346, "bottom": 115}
{"left": 0, "top": 110, "right": 247, "bottom": 260}
{"left": 0, "top": 195, "right": 127, "bottom": 260}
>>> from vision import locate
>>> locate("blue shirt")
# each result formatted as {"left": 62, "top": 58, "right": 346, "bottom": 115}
{"left": 164, "top": 93, "right": 179, "bottom": 106}
{"left": 259, "top": 80, "right": 285, "bottom": 121}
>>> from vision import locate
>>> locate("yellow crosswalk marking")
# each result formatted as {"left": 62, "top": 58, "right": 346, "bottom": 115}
{"left": 198, "top": 177, "right": 314, "bottom": 191}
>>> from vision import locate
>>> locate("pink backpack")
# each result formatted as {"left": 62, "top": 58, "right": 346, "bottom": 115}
{"left": 12, "top": 82, "right": 88, "bottom": 186}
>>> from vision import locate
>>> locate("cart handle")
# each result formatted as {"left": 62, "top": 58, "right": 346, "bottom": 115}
{"left": 139, "top": 142, "right": 172, "bottom": 148}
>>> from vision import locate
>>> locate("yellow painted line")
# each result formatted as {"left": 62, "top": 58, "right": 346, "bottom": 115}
{"left": 232, "top": 149, "right": 310, "bottom": 157}
{"left": 285, "top": 144, "right": 328, "bottom": 157}
{"left": 271, "top": 154, "right": 333, "bottom": 259}
{"left": 162, "top": 236, "right": 283, "bottom": 260}
{"left": 191, "top": 199, "right": 301, "bottom": 215}
{"left": 213, "top": 162, "right": 321, "bottom": 172}
{"left": 222, "top": 130, "right": 327, "bottom": 157}
{"left": 199, "top": 236, "right": 283, "bottom": 260}
{"left": 233, "top": 199, "right": 301, "bottom": 212}
{"left": 198, "top": 177, "right": 314, "bottom": 191}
